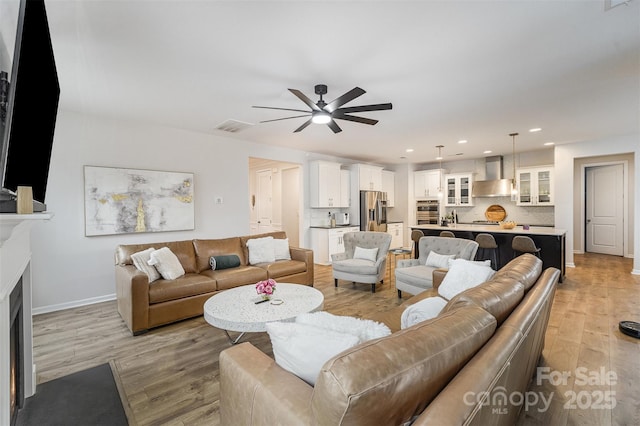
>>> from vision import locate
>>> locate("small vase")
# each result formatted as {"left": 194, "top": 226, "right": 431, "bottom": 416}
{"left": 261, "top": 294, "right": 271, "bottom": 301}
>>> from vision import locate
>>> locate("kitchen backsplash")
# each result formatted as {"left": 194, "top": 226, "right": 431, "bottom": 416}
{"left": 447, "top": 196, "right": 555, "bottom": 226}
{"left": 308, "top": 208, "right": 351, "bottom": 227}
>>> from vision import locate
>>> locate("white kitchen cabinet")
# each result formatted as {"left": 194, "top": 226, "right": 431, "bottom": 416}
{"left": 310, "top": 226, "right": 360, "bottom": 265}
{"left": 382, "top": 170, "right": 395, "bottom": 207}
{"left": 444, "top": 173, "right": 474, "bottom": 206}
{"left": 516, "top": 167, "right": 554, "bottom": 206}
{"left": 355, "top": 164, "right": 383, "bottom": 191}
{"left": 386, "top": 222, "right": 403, "bottom": 249}
{"left": 340, "top": 169, "right": 350, "bottom": 208}
{"left": 414, "top": 169, "right": 443, "bottom": 199}
{"left": 309, "top": 160, "right": 346, "bottom": 208}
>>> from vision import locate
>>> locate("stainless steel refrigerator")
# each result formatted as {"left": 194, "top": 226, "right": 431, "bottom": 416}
{"left": 360, "top": 190, "right": 387, "bottom": 232}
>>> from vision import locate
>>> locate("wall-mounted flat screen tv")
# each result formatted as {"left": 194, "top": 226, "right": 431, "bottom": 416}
{"left": 0, "top": 0, "right": 59, "bottom": 212}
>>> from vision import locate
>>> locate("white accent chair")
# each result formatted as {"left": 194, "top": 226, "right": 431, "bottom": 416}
{"left": 395, "top": 236, "right": 479, "bottom": 298}
{"left": 331, "top": 231, "right": 392, "bottom": 293}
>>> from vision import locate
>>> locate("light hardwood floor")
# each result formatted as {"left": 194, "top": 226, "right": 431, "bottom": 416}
{"left": 31, "top": 253, "right": 639, "bottom": 425}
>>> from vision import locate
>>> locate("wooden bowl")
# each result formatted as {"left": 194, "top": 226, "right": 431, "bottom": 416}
{"left": 499, "top": 221, "right": 517, "bottom": 229}
{"left": 485, "top": 205, "right": 506, "bottom": 222}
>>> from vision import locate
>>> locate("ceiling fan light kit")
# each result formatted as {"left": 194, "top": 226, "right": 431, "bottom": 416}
{"left": 253, "top": 84, "right": 392, "bottom": 133}
{"left": 311, "top": 111, "right": 331, "bottom": 124}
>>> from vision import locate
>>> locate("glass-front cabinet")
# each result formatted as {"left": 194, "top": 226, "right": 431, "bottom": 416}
{"left": 516, "top": 167, "right": 554, "bottom": 206}
{"left": 444, "top": 173, "right": 473, "bottom": 206}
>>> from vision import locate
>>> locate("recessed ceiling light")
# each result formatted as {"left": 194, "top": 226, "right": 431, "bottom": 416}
{"left": 436, "top": 156, "right": 443, "bottom": 160}
{"left": 458, "top": 140, "right": 467, "bottom": 144}
{"left": 544, "top": 142, "right": 555, "bottom": 146}
{"left": 406, "top": 148, "right": 414, "bottom": 153}
{"left": 529, "top": 128, "right": 542, "bottom": 132}
{"left": 483, "top": 150, "right": 492, "bottom": 154}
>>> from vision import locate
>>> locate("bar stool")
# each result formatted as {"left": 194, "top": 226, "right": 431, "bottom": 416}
{"left": 439, "top": 230, "right": 455, "bottom": 238}
{"left": 512, "top": 235, "right": 541, "bottom": 259}
{"left": 475, "top": 233, "right": 499, "bottom": 269}
{"left": 411, "top": 230, "right": 424, "bottom": 259}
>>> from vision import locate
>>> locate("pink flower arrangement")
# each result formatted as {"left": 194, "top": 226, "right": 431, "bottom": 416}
{"left": 256, "top": 278, "right": 277, "bottom": 297}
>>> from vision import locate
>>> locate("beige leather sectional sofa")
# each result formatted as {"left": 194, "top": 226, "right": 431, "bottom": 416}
{"left": 219, "top": 254, "right": 559, "bottom": 425}
{"left": 115, "top": 231, "right": 313, "bottom": 334}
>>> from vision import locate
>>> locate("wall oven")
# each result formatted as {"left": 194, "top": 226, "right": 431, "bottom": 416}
{"left": 416, "top": 200, "right": 439, "bottom": 224}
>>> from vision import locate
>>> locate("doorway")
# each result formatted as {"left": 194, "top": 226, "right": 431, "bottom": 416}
{"left": 248, "top": 158, "right": 302, "bottom": 245}
{"left": 585, "top": 163, "right": 624, "bottom": 256}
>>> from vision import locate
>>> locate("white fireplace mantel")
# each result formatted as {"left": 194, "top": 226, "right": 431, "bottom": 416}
{"left": 0, "top": 212, "right": 53, "bottom": 424}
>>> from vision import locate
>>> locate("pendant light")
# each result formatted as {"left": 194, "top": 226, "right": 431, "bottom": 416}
{"left": 436, "top": 145, "right": 444, "bottom": 198}
{"left": 509, "top": 133, "right": 518, "bottom": 201}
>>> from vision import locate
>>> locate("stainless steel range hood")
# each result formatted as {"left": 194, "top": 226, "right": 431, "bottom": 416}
{"left": 471, "top": 155, "right": 513, "bottom": 197}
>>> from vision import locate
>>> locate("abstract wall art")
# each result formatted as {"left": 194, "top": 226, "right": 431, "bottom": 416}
{"left": 84, "top": 166, "right": 194, "bottom": 236}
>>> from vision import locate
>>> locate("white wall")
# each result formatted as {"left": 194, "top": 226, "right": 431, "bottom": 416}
{"left": 30, "top": 110, "right": 311, "bottom": 312}
{"left": 0, "top": 0, "right": 19, "bottom": 74}
{"left": 555, "top": 133, "right": 639, "bottom": 274}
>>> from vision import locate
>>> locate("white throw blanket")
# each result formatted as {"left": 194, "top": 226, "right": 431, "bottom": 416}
{"left": 400, "top": 296, "right": 448, "bottom": 329}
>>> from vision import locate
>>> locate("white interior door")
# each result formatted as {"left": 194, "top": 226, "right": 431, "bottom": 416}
{"left": 257, "top": 169, "right": 273, "bottom": 233}
{"left": 281, "top": 167, "right": 300, "bottom": 246}
{"left": 586, "top": 164, "right": 624, "bottom": 255}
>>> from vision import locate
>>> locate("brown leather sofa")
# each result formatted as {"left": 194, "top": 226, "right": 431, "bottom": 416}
{"left": 115, "top": 231, "right": 314, "bottom": 335}
{"left": 219, "top": 254, "right": 559, "bottom": 425}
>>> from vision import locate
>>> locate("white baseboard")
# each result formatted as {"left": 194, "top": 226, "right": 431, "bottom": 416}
{"left": 566, "top": 262, "right": 576, "bottom": 268}
{"left": 33, "top": 293, "right": 116, "bottom": 315}
{"left": 632, "top": 269, "right": 640, "bottom": 276}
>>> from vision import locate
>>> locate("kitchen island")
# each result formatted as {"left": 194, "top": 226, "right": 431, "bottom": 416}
{"left": 411, "top": 224, "right": 566, "bottom": 281}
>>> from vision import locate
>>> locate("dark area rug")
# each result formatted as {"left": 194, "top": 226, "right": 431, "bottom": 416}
{"left": 16, "top": 363, "right": 128, "bottom": 426}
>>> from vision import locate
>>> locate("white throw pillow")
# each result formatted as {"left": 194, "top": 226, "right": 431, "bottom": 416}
{"left": 130, "top": 247, "right": 161, "bottom": 283}
{"left": 265, "top": 321, "right": 360, "bottom": 385}
{"left": 465, "top": 259, "right": 492, "bottom": 266}
{"left": 437, "top": 258, "right": 496, "bottom": 300}
{"left": 246, "top": 236, "right": 276, "bottom": 264}
{"left": 400, "top": 296, "right": 448, "bottom": 329}
{"left": 353, "top": 246, "right": 378, "bottom": 262}
{"left": 147, "top": 247, "right": 185, "bottom": 280}
{"left": 295, "top": 311, "right": 391, "bottom": 342}
{"left": 425, "top": 251, "right": 456, "bottom": 268}
{"left": 273, "top": 238, "right": 291, "bottom": 260}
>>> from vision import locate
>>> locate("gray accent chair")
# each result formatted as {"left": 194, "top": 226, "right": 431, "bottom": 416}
{"left": 331, "top": 231, "right": 392, "bottom": 293}
{"left": 395, "top": 236, "right": 479, "bottom": 298}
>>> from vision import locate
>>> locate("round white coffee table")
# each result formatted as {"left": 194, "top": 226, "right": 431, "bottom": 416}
{"left": 203, "top": 283, "right": 324, "bottom": 344}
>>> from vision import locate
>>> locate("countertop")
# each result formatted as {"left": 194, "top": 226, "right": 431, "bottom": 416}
{"left": 411, "top": 223, "right": 566, "bottom": 236}
{"left": 311, "top": 222, "right": 402, "bottom": 229}
{"left": 309, "top": 225, "right": 359, "bottom": 229}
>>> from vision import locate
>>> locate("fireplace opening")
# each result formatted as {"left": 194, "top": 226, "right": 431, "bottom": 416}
{"left": 9, "top": 278, "right": 24, "bottom": 426}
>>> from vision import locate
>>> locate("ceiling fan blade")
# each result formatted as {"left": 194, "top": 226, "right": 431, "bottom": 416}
{"left": 334, "top": 103, "right": 393, "bottom": 114}
{"left": 293, "top": 119, "right": 313, "bottom": 133}
{"left": 289, "top": 89, "right": 322, "bottom": 111}
{"left": 252, "top": 105, "right": 310, "bottom": 114}
{"left": 327, "top": 119, "right": 343, "bottom": 133}
{"left": 333, "top": 113, "right": 379, "bottom": 126}
{"left": 325, "top": 87, "right": 366, "bottom": 112}
{"left": 260, "top": 114, "right": 311, "bottom": 123}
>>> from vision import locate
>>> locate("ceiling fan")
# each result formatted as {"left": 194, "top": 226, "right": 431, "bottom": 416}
{"left": 252, "top": 84, "right": 392, "bottom": 133}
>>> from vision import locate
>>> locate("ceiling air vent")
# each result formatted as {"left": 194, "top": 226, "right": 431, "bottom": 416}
{"left": 215, "top": 119, "right": 254, "bottom": 133}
